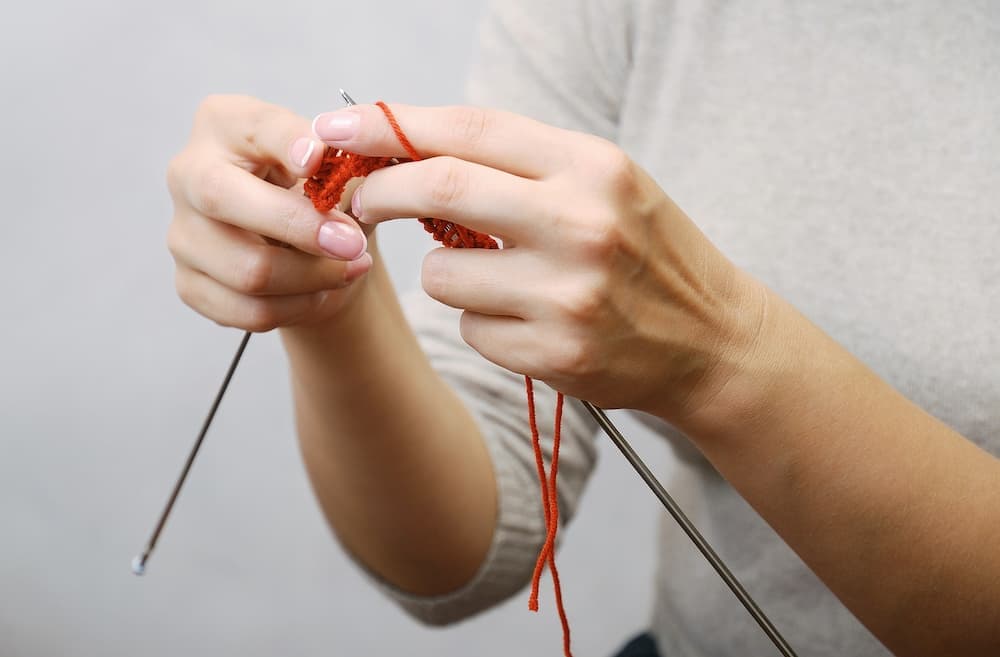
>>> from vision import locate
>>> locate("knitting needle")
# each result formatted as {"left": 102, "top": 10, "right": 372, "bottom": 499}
{"left": 580, "top": 400, "right": 799, "bottom": 657}
{"left": 132, "top": 330, "right": 252, "bottom": 575}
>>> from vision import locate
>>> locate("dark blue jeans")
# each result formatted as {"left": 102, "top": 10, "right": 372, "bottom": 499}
{"left": 612, "top": 632, "right": 660, "bottom": 657}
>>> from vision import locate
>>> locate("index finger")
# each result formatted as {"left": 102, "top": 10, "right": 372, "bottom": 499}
{"left": 310, "top": 103, "right": 576, "bottom": 180}
{"left": 194, "top": 95, "right": 323, "bottom": 177}
{"left": 181, "top": 156, "right": 362, "bottom": 260}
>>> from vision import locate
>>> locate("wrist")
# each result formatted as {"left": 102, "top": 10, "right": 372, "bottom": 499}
{"left": 279, "top": 253, "right": 384, "bottom": 358}
{"left": 667, "top": 271, "right": 786, "bottom": 440}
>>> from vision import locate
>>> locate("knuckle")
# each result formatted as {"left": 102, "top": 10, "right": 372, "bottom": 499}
{"left": 546, "top": 336, "right": 595, "bottom": 380}
{"left": 330, "top": 263, "right": 354, "bottom": 289}
{"left": 194, "top": 94, "right": 284, "bottom": 161}
{"left": 602, "top": 142, "right": 634, "bottom": 177}
{"left": 189, "top": 162, "right": 228, "bottom": 216}
{"left": 572, "top": 209, "right": 624, "bottom": 262}
{"left": 275, "top": 199, "right": 312, "bottom": 247}
{"left": 547, "top": 200, "right": 624, "bottom": 262}
{"left": 174, "top": 269, "right": 197, "bottom": 308}
{"left": 558, "top": 280, "right": 608, "bottom": 325}
{"left": 196, "top": 93, "right": 247, "bottom": 122}
{"left": 165, "top": 220, "right": 186, "bottom": 260}
{"left": 457, "top": 310, "right": 474, "bottom": 341}
{"left": 420, "top": 249, "right": 450, "bottom": 299}
{"left": 604, "top": 149, "right": 640, "bottom": 198}
{"left": 426, "top": 157, "right": 468, "bottom": 212}
{"left": 241, "top": 103, "right": 277, "bottom": 158}
{"left": 544, "top": 202, "right": 578, "bottom": 238}
{"left": 236, "top": 247, "right": 273, "bottom": 295}
{"left": 165, "top": 153, "right": 186, "bottom": 198}
{"left": 174, "top": 268, "right": 227, "bottom": 327}
{"left": 458, "top": 311, "right": 485, "bottom": 351}
{"left": 584, "top": 138, "right": 638, "bottom": 197}
{"left": 244, "top": 298, "right": 281, "bottom": 333}
{"left": 195, "top": 94, "right": 226, "bottom": 121}
{"left": 447, "top": 106, "right": 492, "bottom": 148}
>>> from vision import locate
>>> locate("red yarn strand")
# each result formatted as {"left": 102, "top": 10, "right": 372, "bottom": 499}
{"left": 305, "top": 151, "right": 394, "bottom": 213}
{"left": 525, "top": 377, "right": 572, "bottom": 656}
{"left": 541, "top": 392, "right": 565, "bottom": 565}
{"left": 526, "top": 376, "right": 551, "bottom": 611}
{"left": 375, "top": 100, "right": 421, "bottom": 161}
{"left": 549, "top": 545, "right": 573, "bottom": 657}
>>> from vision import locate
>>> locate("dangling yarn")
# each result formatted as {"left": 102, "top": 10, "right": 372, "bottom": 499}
{"left": 303, "top": 101, "right": 572, "bottom": 657}
{"left": 525, "top": 378, "right": 571, "bottom": 656}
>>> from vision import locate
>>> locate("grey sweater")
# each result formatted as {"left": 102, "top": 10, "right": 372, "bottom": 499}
{"left": 383, "top": 2, "right": 1000, "bottom": 655}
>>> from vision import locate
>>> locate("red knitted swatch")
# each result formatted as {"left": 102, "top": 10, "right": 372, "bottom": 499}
{"left": 303, "top": 102, "right": 571, "bottom": 657}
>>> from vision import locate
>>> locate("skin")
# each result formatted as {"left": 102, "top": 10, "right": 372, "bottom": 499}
{"left": 167, "top": 95, "right": 1000, "bottom": 655}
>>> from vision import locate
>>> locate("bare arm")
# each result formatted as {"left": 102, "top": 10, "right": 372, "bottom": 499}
{"left": 280, "top": 243, "right": 497, "bottom": 595}
{"left": 678, "top": 285, "right": 1000, "bottom": 657}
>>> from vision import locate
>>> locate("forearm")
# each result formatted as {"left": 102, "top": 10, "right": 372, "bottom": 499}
{"left": 281, "top": 241, "right": 496, "bottom": 595}
{"left": 681, "top": 279, "right": 1000, "bottom": 656}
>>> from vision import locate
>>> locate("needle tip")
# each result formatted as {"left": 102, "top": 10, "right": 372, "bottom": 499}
{"left": 339, "top": 89, "right": 357, "bottom": 106}
{"left": 131, "top": 554, "right": 147, "bottom": 576}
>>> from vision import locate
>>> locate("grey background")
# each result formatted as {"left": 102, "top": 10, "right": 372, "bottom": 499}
{"left": 0, "top": 1, "right": 669, "bottom": 655}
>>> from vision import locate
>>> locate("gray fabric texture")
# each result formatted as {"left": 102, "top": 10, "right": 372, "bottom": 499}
{"left": 378, "top": 2, "right": 1000, "bottom": 655}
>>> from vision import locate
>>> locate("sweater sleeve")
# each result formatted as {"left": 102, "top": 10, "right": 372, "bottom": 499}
{"left": 365, "top": 0, "right": 632, "bottom": 624}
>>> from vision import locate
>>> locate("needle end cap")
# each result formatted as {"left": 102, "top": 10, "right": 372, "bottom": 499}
{"left": 131, "top": 554, "right": 147, "bottom": 576}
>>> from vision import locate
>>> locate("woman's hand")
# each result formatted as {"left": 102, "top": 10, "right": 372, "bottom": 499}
{"left": 167, "top": 95, "right": 373, "bottom": 332}
{"left": 311, "top": 103, "right": 766, "bottom": 422}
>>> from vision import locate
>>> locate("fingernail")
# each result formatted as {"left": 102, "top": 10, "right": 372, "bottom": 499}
{"left": 312, "top": 110, "right": 360, "bottom": 142}
{"left": 345, "top": 252, "right": 373, "bottom": 282}
{"left": 351, "top": 185, "right": 363, "bottom": 220}
{"left": 318, "top": 221, "right": 367, "bottom": 260}
{"left": 290, "top": 137, "right": 320, "bottom": 168}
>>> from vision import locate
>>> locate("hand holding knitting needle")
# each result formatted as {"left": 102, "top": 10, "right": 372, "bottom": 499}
{"left": 139, "top": 95, "right": 375, "bottom": 575}
{"left": 312, "top": 103, "right": 767, "bottom": 428}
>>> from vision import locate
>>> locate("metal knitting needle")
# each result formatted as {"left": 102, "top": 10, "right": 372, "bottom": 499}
{"left": 132, "top": 330, "right": 252, "bottom": 575}
{"left": 580, "top": 400, "right": 799, "bottom": 657}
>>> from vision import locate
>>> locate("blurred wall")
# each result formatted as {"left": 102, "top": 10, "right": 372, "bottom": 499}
{"left": 0, "top": 2, "right": 666, "bottom": 655}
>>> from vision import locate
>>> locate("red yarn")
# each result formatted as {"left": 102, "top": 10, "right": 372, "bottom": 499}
{"left": 304, "top": 101, "right": 571, "bottom": 657}
{"left": 304, "top": 150, "right": 394, "bottom": 213}
{"left": 526, "top": 378, "right": 572, "bottom": 656}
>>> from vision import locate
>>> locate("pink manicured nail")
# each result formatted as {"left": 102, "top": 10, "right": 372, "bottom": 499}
{"left": 351, "top": 185, "right": 363, "bottom": 219}
{"left": 312, "top": 110, "right": 360, "bottom": 142}
{"left": 344, "top": 252, "right": 373, "bottom": 282}
{"left": 290, "top": 137, "right": 319, "bottom": 168}
{"left": 318, "top": 222, "right": 367, "bottom": 260}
